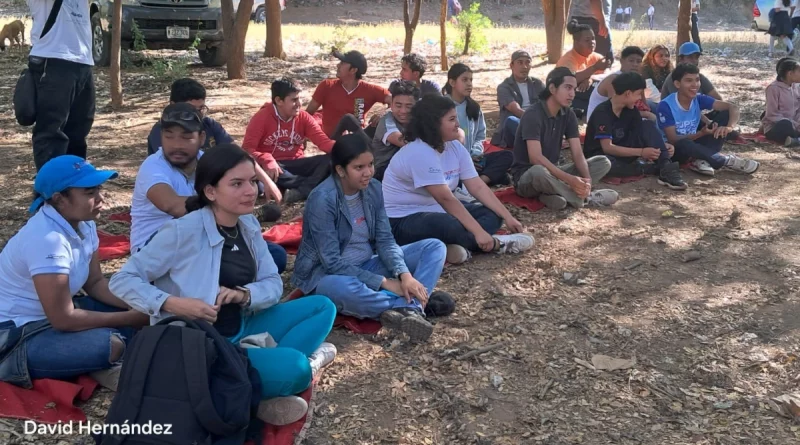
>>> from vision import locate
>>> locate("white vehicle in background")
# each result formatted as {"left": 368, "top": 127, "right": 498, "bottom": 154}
{"left": 234, "top": 0, "right": 285, "bottom": 24}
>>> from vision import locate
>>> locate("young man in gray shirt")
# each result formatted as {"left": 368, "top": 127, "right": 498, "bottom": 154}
{"left": 490, "top": 50, "right": 545, "bottom": 148}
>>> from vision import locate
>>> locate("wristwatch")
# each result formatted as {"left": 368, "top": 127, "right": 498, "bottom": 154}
{"left": 236, "top": 286, "right": 252, "bottom": 308}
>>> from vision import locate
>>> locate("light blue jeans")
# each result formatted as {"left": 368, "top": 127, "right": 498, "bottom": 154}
{"left": 314, "top": 239, "right": 446, "bottom": 320}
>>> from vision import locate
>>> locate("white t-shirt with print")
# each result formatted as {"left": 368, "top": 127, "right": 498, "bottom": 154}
{"left": 382, "top": 139, "right": 479, "bottom": 218}
{"left": 130, "top": 149, "right": 201, "bottom": 250}
{"left": 0, "top": 205, "right": 98, "bottom": 327}
{"left": 28, "top": 0, "right": 93, "bottom": 66}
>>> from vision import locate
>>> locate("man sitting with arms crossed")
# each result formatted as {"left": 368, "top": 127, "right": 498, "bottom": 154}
{"left": 657, "top": 64, "right": 758, "bottom": 177}
{"left": 511, "top": 67, "right": 618, "bottom": 210}
{"left": 372, "top": 80, "right": 420, "bottom": 181}
{"left": 306, "top": 49, "right": 391, "bottom": 140}
{"left": 490, "top": 50, "right": 545, "bottom": 148}
{"left": 243, "top": 78, "right": 336, "bottom": 204}
{"left": 147, "top": 78, "right": 233, "bottom": 156}
{"left": 584, "top": 72, "right": 687, "bottom": 190}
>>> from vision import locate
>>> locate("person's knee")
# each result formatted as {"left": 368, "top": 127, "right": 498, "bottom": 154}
{"left": 527, "top": 164, "right": 551, "bottom": 187}
{"left": 420, "top": 238, "right": 447, "bottom": 264}
{"left": 109, "top": 333, "right": 125, "bottom": 363}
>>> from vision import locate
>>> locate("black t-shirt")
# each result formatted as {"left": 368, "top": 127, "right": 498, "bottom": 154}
{"left": 584, "top": 100, "right": 643, "bottom": 159}
{"left": 510, "top": 101, "right": 579, "bottom": 184}
{"left": 214, "top": 223, "right": 256, "bottom": 337}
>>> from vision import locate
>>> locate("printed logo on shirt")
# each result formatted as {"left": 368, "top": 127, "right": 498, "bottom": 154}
{"left": 659, "top": 113, "right": 666, "bottom": 123}
{"left": 231, "top": 244, "right": 240, "bottom": 252}
{"left": 354, "top": 98, "right": 366, "bottom": 123}
{"left": 428, "top": 167, "right": 442, "bottom": 174}
{"left": 354, "top": 216, "right": 366, "bottom": 225}
{"left": 598, "top": 125, "right": 606, "bottom": 132}
{"left": 614, "top": 128, "right": 625, "bottom": 139}
{"left": 46, "top": 254, "right": 67, "bottom": 260}
{"left": 443, "top": 168, "right": 461, "bottom": 181}
{"left": 262, "top": 128, "right": 304, "bottom": 151}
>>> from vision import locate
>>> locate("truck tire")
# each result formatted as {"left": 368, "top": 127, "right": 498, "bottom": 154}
{"left": 198, "top": 45, "right": 227, "bottom": 67}
{"left": 254, "top": 5, "right": 266, "bottom": 23}
{"left": 92, "top": 12, "right": 111, "bottom": 67}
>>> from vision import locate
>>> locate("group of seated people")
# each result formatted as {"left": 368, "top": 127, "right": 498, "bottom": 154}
{"left": 0, "top": 35, "right": 781, "bottom": 430}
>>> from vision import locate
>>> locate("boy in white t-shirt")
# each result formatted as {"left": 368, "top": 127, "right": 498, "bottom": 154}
{"left": 382, "top": 95, "right": 533, "bottom": 265}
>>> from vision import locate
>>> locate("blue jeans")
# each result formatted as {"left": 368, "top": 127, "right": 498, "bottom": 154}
{"left": 228, "top": 296, "right": 335, "bottom": 399}
{"left": 390, "top": 203, "right": 503, "bottom": 252}
{"left": 501, "top": 116, "right": 520, "bottom": 148}
{"left": 267, "top": 242, "right": 287, "bottom": 274}
{"left": 25, "top": 296, "right": 137, "bottom": 380}
{"left": 314, "top": 239, "right": 446, "bottom": 320}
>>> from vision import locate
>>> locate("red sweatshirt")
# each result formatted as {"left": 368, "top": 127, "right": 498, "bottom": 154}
{"left": 242, "top": 103, "right": 335, "bottom": 171}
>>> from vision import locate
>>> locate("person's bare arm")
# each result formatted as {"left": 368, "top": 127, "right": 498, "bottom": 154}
{"left": 567, "top": 137, "right": 592, "bottom": 179}
{"left": 706, "top": 88, "right": 722, "bottom": 101}
{"left": 663, "top": 125, "right": 712, "bottom": 143}
{"left": 83, "top": 253, "right": 135, "bottom": 310}
{"left": 386, "top": 131, "right": 406, "bottom": 147}
{"left": 146, "top": 184, "right": 189, "bottom": 218}
{"left": 599, "top": 139, "right": 660, "bottom": 161}
{"left": 462, "top": 177, "right": 515, "bottom": 223}
{"left": 527, "top": 139, "right": 578, "bottom": 184}
{"left": 306, "top": 99, "right": 321, "bottom": 115}
{"left": 425, "top": 184, "right": 489, "bottom": 237}
{"left": 34, "top": 274, "right": 145, "bottom": 332}
{"left": 590, "top": 0, "right": 609, "bottom": 35}
{"left": 505, "top": 101, "right": 526, "bottom": 118}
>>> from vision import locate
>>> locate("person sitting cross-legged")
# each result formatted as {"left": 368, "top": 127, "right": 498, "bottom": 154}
{"left": 763, "top": 57, "right": 800, "bottom": 147}
{"left": 243, "top": 78, "right": 336, "bottom": 204}
{"left": 584, "top": 72, "right": 687, "bottom": 190}
{"left": 0, "top": 156, "right": 148, "bottom": 389}
{"left": 657, "top": 63, "right": 759, "bottom": 177}
{"left": 292, "top": 135, "right": 456, "bottom": 343}
{"left": 382, "top": 94, "right": 535, "bottom": 265}
{"left": 490, "top": 50, "right": 545, "bottom": 149}
{"left": 110, "top": 144, "right": 337, "bottom": 427}
{"left": 372, "top": 80, "right": 420, "bottom": 181}
{"left": 511, "top": 67, "right": 619, "bottom": 210}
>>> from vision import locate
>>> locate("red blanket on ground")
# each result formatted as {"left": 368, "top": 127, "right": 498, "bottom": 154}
{"left": 493, "top": 187, "right": 545, "bottom": 212}
{"left": 263, "top": 221, "right": 303, "bottom": 255}
{"left": 0, "top": 376, "right": 98, "bottom": 423}
{"left": 97, "top": 230, "right": 131, "bottom": 261}
{"left": 256, "top": 375, "right": 319, "bottom": 445}
{"left": 286, "top": 289, "right": 381, "bottom": 335}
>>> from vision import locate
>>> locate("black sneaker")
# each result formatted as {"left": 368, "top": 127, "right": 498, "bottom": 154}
{"left": 379, "top": 308, "right": 434, "bottom": 343}
{"left": 424, "top": 291, "right": 456, "bottom": 317}
{"left": 657, "top": 161, "right": 688, "bottom": 191}
{"left": 254, "top": 203, "right": 282, "bottom": 223}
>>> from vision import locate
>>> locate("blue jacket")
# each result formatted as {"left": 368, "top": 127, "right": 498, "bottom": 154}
{"left": 146, "top": 117, "right": 234, "bottom": 156}
{"left": 291, "top": 175, "right": 409, "bottom": 294}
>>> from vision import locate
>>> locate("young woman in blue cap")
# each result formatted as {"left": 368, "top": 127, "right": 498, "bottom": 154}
{"left": 0, "top": 156, "right": 148, "bottom": 388}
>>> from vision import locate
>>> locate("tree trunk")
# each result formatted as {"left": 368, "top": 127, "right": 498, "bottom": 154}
{"left": 221, "top": 0, "right": 253, "bottom": 79}
{"left": 440, "top": 0, "right": 448, "bottom": 70}
{"left": 110, "top": 0, "right": 123, "bottom": 108}
{"left": 265, "top": 0, "right": 285, "bottom": 59}
{"left": 462, "top": 25, "right": 470, "bottom": 55}
{"left": 542, "top": 0, "right": 570, "bottom": 63}
{"left": 403, "top": 0, "right": 422, "bottom": 54}
{"left": 677, "top": 0, "right": 691, "bottom": 50}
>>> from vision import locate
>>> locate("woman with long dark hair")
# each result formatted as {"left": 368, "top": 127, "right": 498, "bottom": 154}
{"left": 110, "top": 144, "right": 337, "bottom": 426}
{"left": 381, "top": 95, "right": 534, "bottom": 265}
{"left": 293, "top": 135, "right": 455, "bottom": 343}
{"left": 443, "top": 63, "right": 513, "bottom": 187}
{"left": 763, "top": 57, "right": 800, "bottom": 146}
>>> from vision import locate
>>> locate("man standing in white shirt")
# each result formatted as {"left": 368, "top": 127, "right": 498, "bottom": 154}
{"left": 647, "top": 3, "right": 655, "bottom": 29}
{"left": 27, "top": 0, "right": 95, "bottom": 171}
{"left": 791, "top": 0, "right": 800, "bottom": 30}
{"left": 691, "top": 0, "right": 702, "bottom": 53}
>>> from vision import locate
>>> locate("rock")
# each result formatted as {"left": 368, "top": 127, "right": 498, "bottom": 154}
{"left": 682, "top": 250, "right": 702, "bottom": 262}
{"left": 490, "top": 374, "right": 503, "bottom": 388}
{"left": 563, "top": 272, "right": 574, "bottom": 281}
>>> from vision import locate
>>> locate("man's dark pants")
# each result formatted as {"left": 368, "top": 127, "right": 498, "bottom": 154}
{"left": 277, "top": 156, "right": 331, "bottom": 199}
{"left": 607, "top": 119, "right": 671, "bottom": 177}
{"left": 691, "top": 13, "right": 702, "bottom": 52}
{"left": 29, "top": 57, "right": 95, "bottom": 171}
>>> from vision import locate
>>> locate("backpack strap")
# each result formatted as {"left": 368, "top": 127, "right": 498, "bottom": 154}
{"left": 100, "top": 325, "right": 169, "bottom": 445}
{"left": 41, "top": 0, "right": 64, "bottom": 39}
{"left": 180, "top": 328, "right": 243, "bottom": 437}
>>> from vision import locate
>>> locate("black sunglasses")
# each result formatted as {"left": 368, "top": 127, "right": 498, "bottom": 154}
{"left": 162, "top": 110, "right": 201, "bottom": 122}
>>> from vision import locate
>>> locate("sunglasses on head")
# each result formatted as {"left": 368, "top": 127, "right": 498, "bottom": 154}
{"left": 162, "top": 110, "right": 201, "bottom": 122}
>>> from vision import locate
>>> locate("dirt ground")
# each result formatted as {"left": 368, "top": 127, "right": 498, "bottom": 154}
{"left": 1, "top": 4, "right": 800, "bottom": 444}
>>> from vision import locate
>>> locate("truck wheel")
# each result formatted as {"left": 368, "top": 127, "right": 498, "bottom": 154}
{"left": 254, "top": 6, "right": 266, "bottom": 23}
{"left": 198, "top": 45, "right": 227, "bottom": 67}
{"left": 91, "top": 12, "right": 111, "bottom": 67}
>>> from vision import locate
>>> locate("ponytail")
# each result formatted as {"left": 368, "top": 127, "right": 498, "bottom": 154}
{"left": 184, "top": 195, "right": 207, "bottom": 213}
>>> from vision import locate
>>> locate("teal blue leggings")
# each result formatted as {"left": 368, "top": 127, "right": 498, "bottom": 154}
{"left": 228, "top": 295, "right": 335, "bottom": 399}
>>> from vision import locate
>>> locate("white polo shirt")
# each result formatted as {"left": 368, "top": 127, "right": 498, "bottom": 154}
{"left": 28, "top": 0, "right": 93, "bottom": 66}
{"left": 130, "top": 149, "right": 201, "bottom": 251}
{"left": 0, "top": 205, "right": 98, "bottom": 327}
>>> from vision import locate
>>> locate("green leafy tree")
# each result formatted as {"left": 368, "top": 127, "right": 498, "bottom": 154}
{"left": 455, "top": 2, "right": 492, "bottom": 55}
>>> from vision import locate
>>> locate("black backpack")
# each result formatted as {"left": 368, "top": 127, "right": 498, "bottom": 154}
{"left": 97, "top": 317, "right": 263, "bottom": 445}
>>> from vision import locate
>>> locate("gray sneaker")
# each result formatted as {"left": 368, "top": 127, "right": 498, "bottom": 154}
{"left": 786, "top": 136, "right": 800, "bottom": 148}
{"left": 257, "top": 396, "right": 308, "bottom": 426}
{"left": 725, "top": 155, "right": 759, "bottom": 174}
{"left": 539, "top": 194, "right": 568, "bottom": 210}
{"left": 586, "top": 189, "right": 619, "bottom": 207}
{"left": 493, "top": 233, "right": 535, "bottom": 254}
{"left": 380, "top": 308, "right": 434, "bottom": 343}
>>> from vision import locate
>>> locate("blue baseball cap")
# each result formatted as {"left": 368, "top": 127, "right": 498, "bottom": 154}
{"left": 678, "top": 42, "right": 701, "bottom": 56}
{"left": 29, "top": 156, "right": 118, "bottom": 213}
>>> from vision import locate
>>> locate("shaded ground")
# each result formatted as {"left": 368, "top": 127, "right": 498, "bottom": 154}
{"left": 0, "top": 21, "right": 798, "bottom": 445}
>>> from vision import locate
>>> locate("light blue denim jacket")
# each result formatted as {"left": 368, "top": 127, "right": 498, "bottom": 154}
{"left": 449, "top": 95, "right": 487, "bottom": 158}
{"left": 109, "top": 207, "right": 283, "bottom": 325}
{"left": 291, "top": 175, "right": 409, "bottom": 294}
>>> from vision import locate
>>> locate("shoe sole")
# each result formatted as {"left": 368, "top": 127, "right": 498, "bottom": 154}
{"left": 445, "top": 245, "right": 470, "bottom": 264}
{"left": 399, "top": 316, "right": 434, "bottom": 343}
{"left": 257, "top": 398, "right": 309, "bottom": 426}
{"left": 657, "top": 178, "right": 688, "bottom": 190}
{"left": 688, "top": 167, "right": 715, "bottom": 177}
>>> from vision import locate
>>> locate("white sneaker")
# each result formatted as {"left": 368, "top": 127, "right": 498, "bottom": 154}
{"left": 586, "top": 189, "right": 619, "bottom": 207}
{"left": 493, "top": 233, "right": 535, "bottom": 254}
{"left": 453, "top": 186, "right": 476, "bottom": 203}
{"left": 725, "top": 155, "right": 759, "bottom": 174}
{"left": 257, "top": 396, "right": 308, "bottom": 426}
{"left": 309, "top": 342, "right": 337, "bottom": 378}
{"left": 688, "top": 159, "right": 715, "bottom": 176}
{"left": 446, "top": 244, "right": 471, "bottom": 264}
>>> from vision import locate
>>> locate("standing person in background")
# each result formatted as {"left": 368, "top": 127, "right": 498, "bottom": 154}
{"left": 769, "top": 0, "right": 795, "bottom": 57}
{"left": 647, "top": 2, "right": 655, "bottom": 29}
{"left": 569, "top": 0, "right": 614, "bottom": 61}
{"left": 691, "top": 0, "right": 703, "bottom": 53}
{"left": 623, "top": 6, "right": 632, "bottom": 29}
{"left": 27, "top": 0, "right": 95, "bottom": 171}
{"left": 791, "top": 0, "right": 800, "bottom": 30}
{"left": 615, "top": 5, "right": 624, "bottom": 30}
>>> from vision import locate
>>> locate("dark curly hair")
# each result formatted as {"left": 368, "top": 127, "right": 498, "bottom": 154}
{"left": 566, "top": 19, "right": 593, "bottom": 39}
{"left": 389, "top": 79, "right": 421, "bottom": 101}
{"left": 406, "top": 94, "right": 456, "bottom": 152}
{"left": 442, "top": 63, "right": 481, "bottom": 122}
{"left": 401, "top": 53, "right": 427, "bottom": 77}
